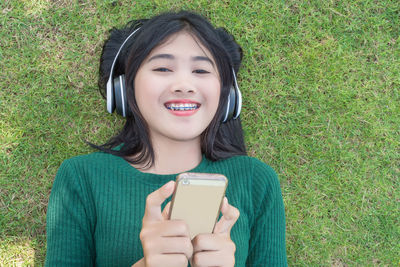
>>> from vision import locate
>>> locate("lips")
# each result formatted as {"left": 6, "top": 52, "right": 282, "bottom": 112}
{"left": 164, "top": 100, "right": 201, "bottom": 116}
{"left": 164, "top": 100, "right": 201, "bottom": 111}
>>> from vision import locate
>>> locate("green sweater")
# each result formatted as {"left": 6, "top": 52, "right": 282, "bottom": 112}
{"left": 45, "top": 152, "right": 287, "bottom": 266}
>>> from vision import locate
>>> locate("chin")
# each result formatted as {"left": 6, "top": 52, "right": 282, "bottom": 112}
{"left": 164, "top": 128, "right": 204, "bottom": 142}
{"left": 169, "top": 134, "right": 202, "bottom": 142}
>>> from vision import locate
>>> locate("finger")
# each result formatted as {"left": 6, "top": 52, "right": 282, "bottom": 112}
{"left": 192, "top": 232, "right": 236, "bottom": 253}
{"left": 192, "top": 233, "right": 219, "bottom": 252}
{"left": 213, "top": 197, "right": 240, "bottom": 234}
{"left": 192, "top": 250, "right": 234, "bottom": 267}
{"left": 158, "top": 220, "right": 191, "bottom": 237}
{"left": 143, "top": 181, "right": 175, "bottom": 222}
{"left": 146, "top": 254, "right": 188, "bottom": 267}
{"left": 160, "top": 236, "right": 193, "bottom": 259}
{"left": 162, "top": 201, "right": 171, "bottom": 220}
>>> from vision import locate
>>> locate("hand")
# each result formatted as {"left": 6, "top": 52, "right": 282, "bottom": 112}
{"left": 190, "top": 197, "right": 240, "bottom": 267}
{"left": 139, "top": 181, "right": 193, "bottom": 267}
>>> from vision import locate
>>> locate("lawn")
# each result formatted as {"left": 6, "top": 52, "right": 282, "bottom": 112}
{"left": 1, "top": 0, "right": 399, "bottom": 266}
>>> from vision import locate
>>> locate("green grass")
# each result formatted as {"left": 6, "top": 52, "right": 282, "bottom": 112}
{"left": 1, "top": 0, "right": 399, "bottom": 266}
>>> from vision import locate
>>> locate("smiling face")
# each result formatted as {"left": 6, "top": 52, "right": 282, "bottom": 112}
{"left": 134, "top": 31, "right": 221, "bottom": 144}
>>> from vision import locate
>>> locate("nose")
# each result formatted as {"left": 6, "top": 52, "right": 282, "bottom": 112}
{"left": 170, "top": 72, "right": 196, "bottom": 94}
{"left": 172, "top": 87, "right": 195, "bottom": 94}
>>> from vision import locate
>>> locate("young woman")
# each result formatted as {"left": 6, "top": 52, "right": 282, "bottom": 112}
{"left": 45, "top": 10, "right": 287, "bottom": 266}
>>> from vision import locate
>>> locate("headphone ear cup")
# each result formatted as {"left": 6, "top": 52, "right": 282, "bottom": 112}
{"left": 222, "top": 86, "right": 236, "bottom": 123}
{"left": 106, "top": 75, "right": 116, "bottom": 114}
{"left": 222, "top": 68, "right": 242, "bottom": 123}
{"left": 233, "top": 83, "right": 242, "bottom": 119}
{"left": 231, "top": 69, "right": 242, "bottom": 119}
{"left": 113, "top": 74, "right": 131, "bottom": 117}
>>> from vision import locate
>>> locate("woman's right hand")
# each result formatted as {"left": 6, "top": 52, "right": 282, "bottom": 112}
{"left": 136, "top": 181, "right": 193, "bottom": 267}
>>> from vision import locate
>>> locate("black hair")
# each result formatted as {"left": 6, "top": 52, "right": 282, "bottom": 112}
{"left": 88, "top": 10, "right": 247, "bottom": 167}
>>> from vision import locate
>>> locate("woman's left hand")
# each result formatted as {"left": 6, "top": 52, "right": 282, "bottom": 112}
{"left": 190, "top": 197, "right": 240, "bottom": 267}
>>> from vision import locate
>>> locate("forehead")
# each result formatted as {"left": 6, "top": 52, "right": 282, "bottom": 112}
{"left": 146, "top": 31, "right": 215, "bottom": 62}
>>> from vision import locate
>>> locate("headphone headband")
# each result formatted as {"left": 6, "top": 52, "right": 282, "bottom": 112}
{"left": 107, "top": 27, "right": 141, "bottom": 114}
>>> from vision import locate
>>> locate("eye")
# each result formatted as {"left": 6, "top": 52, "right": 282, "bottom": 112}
{"left": 193, "top": 69, "right": 210, "bottom": 74}
{"left": 153, "top": 67, "right": 171, "bottom": 72}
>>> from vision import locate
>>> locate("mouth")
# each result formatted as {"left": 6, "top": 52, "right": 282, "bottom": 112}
{"left": 164, "top": 100, "right": 201, "bottom": 117}
{"left": 164, "top": 101, "right": 201, "bottom": 111}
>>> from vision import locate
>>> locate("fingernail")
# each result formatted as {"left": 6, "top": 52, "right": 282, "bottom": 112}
{"left": 224, "top": 197, "right": 228, "bottom": 205}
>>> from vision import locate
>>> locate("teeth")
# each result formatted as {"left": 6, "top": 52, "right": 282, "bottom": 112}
{"left": 166, "top": 103, "right": 199, "bottom": 111}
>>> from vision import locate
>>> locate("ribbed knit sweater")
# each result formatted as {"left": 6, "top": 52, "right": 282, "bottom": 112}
{"left": 45, "top": 152, "right": 287, "bottom": 266}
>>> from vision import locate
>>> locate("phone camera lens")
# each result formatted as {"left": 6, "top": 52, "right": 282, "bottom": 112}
{"left": 182, "top": 179, "right": 190, "bottom": 185}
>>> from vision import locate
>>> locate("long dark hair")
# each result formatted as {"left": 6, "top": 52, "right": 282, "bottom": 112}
{"left": 88, "top": 10, "right": 247, "bottom": 167}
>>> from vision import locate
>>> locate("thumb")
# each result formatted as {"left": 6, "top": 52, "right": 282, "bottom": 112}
{"left": 213, "top": 197, "right": 240, "bottom": 235}
{"left": 143, "top": 181, "right": 175, "bottom": 222}
{"left": 161, "top": 201, "right": 171, "bottom": 220}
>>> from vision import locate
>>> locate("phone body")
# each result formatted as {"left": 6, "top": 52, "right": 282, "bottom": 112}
{"left": 169, "top": 172, "right": 228, "bottom": 239}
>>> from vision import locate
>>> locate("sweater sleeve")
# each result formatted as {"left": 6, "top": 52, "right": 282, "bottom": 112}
{"left": 45, "top": 159, "right": 96, "bottom": 266}
{"left": 246, "top": 160, "right": 287, "bottom": 266}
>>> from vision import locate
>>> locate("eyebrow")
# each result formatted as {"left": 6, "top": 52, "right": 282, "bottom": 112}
{"left": 147, "top": 53, "right": 215, "bottom": 66}
{"left": 147, "top": 54, "right": 174, "bottom": 62}
{"left": 192, "top": 56, "right": 215, "bottom": 66}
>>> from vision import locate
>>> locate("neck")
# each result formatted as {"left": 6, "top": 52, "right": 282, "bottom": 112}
{"left": 137, "top": 136, "right": 203, "bottom": 175}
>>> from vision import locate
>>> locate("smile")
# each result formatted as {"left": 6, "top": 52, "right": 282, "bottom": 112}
{"left": 165, "top": 103, "right": 200, "bottom": 111}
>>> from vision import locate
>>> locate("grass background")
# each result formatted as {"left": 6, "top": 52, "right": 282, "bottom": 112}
{"left": 1, "top": 0, "right": 399, "bottom": 266}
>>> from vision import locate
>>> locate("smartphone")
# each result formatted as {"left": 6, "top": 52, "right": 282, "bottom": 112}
{"left": 169, "top": 172, "right": 228, "bottom": 239}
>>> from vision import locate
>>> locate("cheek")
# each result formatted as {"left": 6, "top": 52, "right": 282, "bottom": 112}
{"left": 207, "top": 80, "right": 221, "bottom": 111}
{"left": 134, "top": 73, "right": 160, "bottom": 110}
{"left": 134, "top": 92, "right": 151, "bottom": 123}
